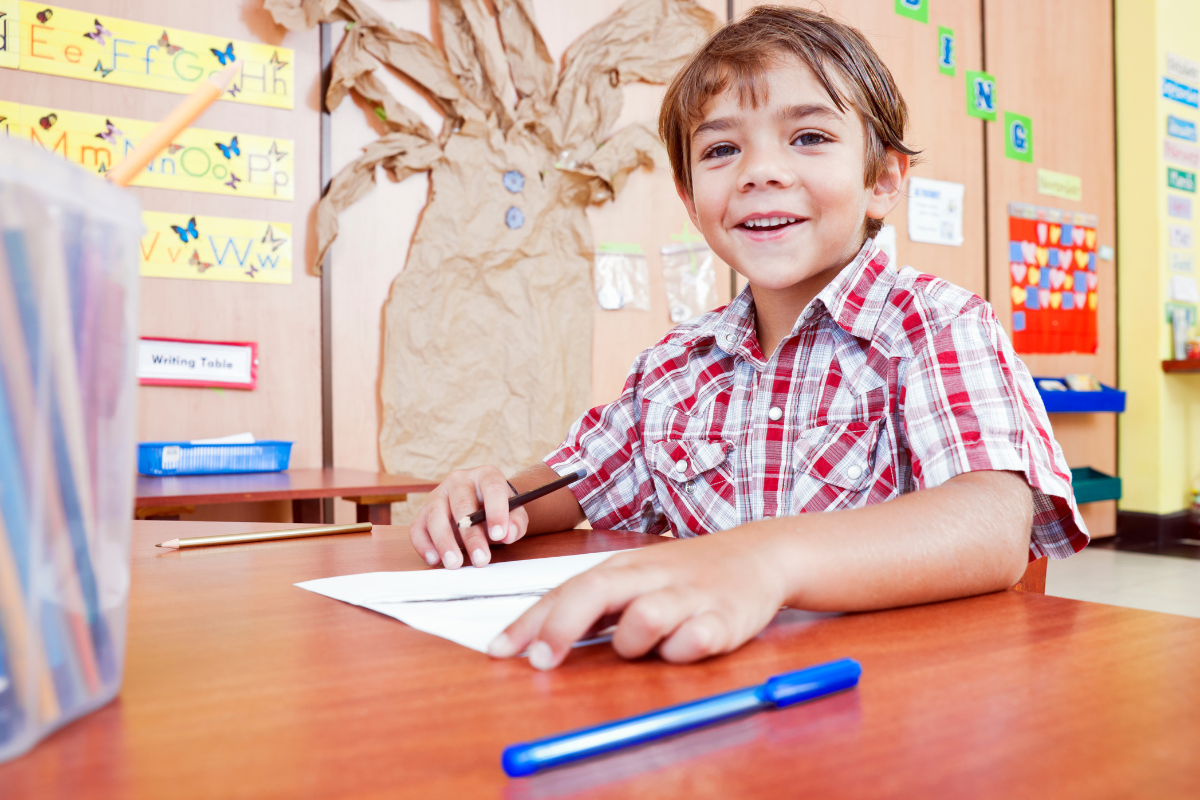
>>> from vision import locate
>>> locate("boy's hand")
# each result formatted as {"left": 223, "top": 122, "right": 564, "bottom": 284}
{"left": 487, "top": 532, "right": 788, "bottom": 669}
{"left": 409, "top": 466, "right": 527, "bottom": 569}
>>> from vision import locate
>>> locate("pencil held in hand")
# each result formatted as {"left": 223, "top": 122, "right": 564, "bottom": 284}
{"left": 106, "top": 62, "right": 240, "bottom": 187}
{"left": 458, "top": 469, "right": 587, "bottom": 530}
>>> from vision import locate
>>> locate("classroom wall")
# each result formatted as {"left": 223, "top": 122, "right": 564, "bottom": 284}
{"left": 1116, "top": 0, "right": 1200, "bottom": 516}
{"left": 2, "top": 0, "right": 323, "bottom": 523}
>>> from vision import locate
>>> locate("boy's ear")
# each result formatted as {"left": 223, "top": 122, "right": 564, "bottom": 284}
{"left": 675, "top": 179, "right": 703, "bottom": 230}
{"left": 865, "top": 147, "right": 909, "bottom": 221}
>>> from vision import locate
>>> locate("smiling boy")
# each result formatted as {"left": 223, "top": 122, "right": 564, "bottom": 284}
{"left": 408, "top": 6, "right": 1088, "bottom": 670}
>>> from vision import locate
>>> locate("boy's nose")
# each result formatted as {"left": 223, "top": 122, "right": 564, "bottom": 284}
{"left": 737, "top": 149, "right": 797, "bottom": 190}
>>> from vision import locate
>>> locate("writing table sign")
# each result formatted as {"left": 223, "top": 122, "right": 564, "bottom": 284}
{"left": 137, "top": 338, "right": 257, "bottom": 389}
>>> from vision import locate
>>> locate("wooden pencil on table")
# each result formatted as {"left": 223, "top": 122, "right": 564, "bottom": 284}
{"left": 157, "top": 522, "right": 373, "bottom": 549}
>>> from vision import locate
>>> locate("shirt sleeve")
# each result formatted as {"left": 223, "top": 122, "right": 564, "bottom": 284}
{"left": 544, "top": 348, "right": 669, "bottom": 535}
{"left": 899, "top": 306, "right": 1090, "bottom": 560}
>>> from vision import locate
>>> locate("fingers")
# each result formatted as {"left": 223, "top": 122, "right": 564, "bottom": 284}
{"left": 446, "top": 473, "right": 491, "bottom": 568}
{"left": 491, "top": 563, "right": 653, "bottom": 670}
{"left": 610, "top": 590, "right": 696, "bottom": 660}
{"left": 657, "top": 610, "right": 732, "bottom": 664}
{"left": 407, "top": 505, "right": 441, "bottom": 567}
{"left": 502, "top": 506, "right": 529, "bottom": 544}
{"left": 479, "top": 470, "right": 514, "bottom": 545}
{"left": 424, "top": 492, "right": 464, "bottom": 569}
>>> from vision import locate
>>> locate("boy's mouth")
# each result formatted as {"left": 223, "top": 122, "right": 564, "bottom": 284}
{"left": 738, "top": 215, "right": 801, "bottom": 232}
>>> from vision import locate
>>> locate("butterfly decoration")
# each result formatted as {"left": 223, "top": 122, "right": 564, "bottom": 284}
{"left": 210, "top": 42, "right": 235, "bottom": 65}
{"left": 261, "top": 225, "right": 288, "bottom": 252}
{"left": 269, "top": 50, "right": 289, "bottom": 71}
{"left": 267, "top": 141, "right": 288, "bottom": 162}
{"left": 244, "top": 263, "right": 259, "bottom": 279}
{"left": 226, "top": 83, "right": 241, "bottom": 97}
{"left": 189, "top": 249, "right": 213, "bottom": 274}
{"left": 224, "top": 173, "right": 241, "bottom": 191}
{"left": 0, "top": 116, "right": 7, "bottom": 127}
{"left": 84, "top": 19, "right": 112, "bottom": 48}
{"left": 95, "top": 119, "right": 123, "bottom": 144}
{"left": 170, "top": 217, "right": 199, "bottom": 243}
{"left": 36, "top": 8, "right": 52, "bottom": 23}
{"left": 167, "top": 144, "right": 184, "bottom": 154}
{"left": 38, "top": 114, "right": 57, "bottom": 130}
{"left": 157, "top": 31, "right": 182, "bottom": 56}
{"left": 214, "top": 136, "right": 240, "bottom": 160}
{"left": 96, "top": 163, "right": 109, "bottom": 175}
{"left": 94, "top": 60, "right": 114, "bottom": 78}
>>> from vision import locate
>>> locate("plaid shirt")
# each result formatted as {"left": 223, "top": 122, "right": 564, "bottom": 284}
{"left": 546, "top": 241, "right": 1089, "bottom": 560}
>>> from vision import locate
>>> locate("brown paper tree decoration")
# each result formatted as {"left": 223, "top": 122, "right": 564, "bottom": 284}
{"left": 266, "top": 0, "right": 718, "bottom": 482}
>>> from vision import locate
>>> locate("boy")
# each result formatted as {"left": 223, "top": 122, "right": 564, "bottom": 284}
{"left": 408, "top": 6, "right": 1088, "bottom": 670}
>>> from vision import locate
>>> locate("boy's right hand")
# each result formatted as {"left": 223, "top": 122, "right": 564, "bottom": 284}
{"left": 409, "top": 466, "right": 527, "bottom": 569}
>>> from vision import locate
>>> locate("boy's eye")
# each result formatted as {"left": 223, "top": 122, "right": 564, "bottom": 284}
{"left": 793, "top": 131, "right": 829, "bottom": 147}
{"left": 702, "top": 143, "right": 739, "bottom": 160}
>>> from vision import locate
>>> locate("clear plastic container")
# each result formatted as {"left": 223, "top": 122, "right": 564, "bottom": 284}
{"left": 0, "top": 138, "right": 142, "bottom": 763}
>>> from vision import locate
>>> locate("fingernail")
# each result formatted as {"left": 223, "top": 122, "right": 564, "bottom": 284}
{"left": 528, "top": 640, "right": 554, "bottom": 671}
{"left": 490, "top": 525, "right": 505, "bottom": 541}
{"left": 424, "top": 551, "right": 438, "bottom": 566}
{"left": 443, "top": 550, "right": 460, "bottom": 569}
{"left": 488, "top": 633, "right": 515, "bottom": 658}
{"left": 471, "top": 548, "right": 487, "bottom": 567}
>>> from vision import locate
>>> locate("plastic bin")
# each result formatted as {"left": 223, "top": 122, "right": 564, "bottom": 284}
{"left": 1035, "top": 379, "right": 1126, "bottom": 413}
{"left": 137, "top": 441, "right": 294, "bottom": 476}
{"left": 0, "top": 139, "right": 142, "bottom": 763}
{"left": 1071, "top": 467, "right": 1122, "bottom": 504}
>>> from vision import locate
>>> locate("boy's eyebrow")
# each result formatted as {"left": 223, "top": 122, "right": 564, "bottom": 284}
{"left": 692, "top": 115, "right": 741, "bottom": 138}
{"left": 692, "top": 103, "right": 843, "bottom": 140}
{"left": 775, "top": 103, "right": 842, "bottom": 124}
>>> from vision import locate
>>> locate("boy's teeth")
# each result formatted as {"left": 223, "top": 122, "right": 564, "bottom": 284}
{"left": 745, "top": 217, "right": 796, "bottom": 228}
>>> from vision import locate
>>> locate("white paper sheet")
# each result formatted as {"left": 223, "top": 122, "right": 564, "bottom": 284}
{"left": 295, "top": 550, "right": 631, "bottom": 653}
{"left": 907, "top": 177, "right": 965, "bottom": 246}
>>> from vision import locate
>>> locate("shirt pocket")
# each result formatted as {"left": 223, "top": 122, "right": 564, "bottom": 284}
{"left": 792, "top": 417, "right": 890, "bottom": 512}
{"left": 645, "top": 438, "right": 737, "bottom": 536}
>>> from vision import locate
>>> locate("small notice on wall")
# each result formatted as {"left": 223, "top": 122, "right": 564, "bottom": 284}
{"left": 906, "top": 177, "right": 964, "bottom": 246}
{"left": 1007, "top": 202, "right": 1099, "bottom": 354}
{"left": 3, "top": 3, "right": 293, "bottom": 109}
{"left": 137, "top": 338, "right": 257, "bottom": 389}
{"left": 0, "top": 101, "right": 294, "bottom": 199}
{"left": 1036, "top": 169, "right": 1082, "bottom": 201}
{"left": 140, "top": 212, "right": 292, "bottom": 284}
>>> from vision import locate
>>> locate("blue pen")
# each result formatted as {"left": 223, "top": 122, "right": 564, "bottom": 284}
{"left": 502, "top": 657, "right": 861, "bottom": 777}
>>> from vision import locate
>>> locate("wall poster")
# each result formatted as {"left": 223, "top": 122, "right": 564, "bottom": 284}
{"left": 1008, "top": 202, "right": 1099, "bottom": 354}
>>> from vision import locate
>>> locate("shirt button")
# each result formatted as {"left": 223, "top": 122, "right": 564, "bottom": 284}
{"left": 685, "top": 481, "right": 696, "bottom": 494}
{"left": 768, "top": 406, "right": 783, "bottom": 421}
{"left": 846, "top": 465, "right": 863, "bottom": 480}
{"left": 725, "top": 333, "right": 737, "bottom": 343}
{"left": 675, "top": 459, "right": 689, "bottom": 473}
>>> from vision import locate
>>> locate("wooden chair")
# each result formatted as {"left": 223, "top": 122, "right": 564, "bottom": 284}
{"left": 1010, "top": 557, "right": 1047, "bottom": 593}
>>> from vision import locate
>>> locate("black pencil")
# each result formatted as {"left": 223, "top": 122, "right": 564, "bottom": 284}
{"left": 457, "top": 469, "right": 587, "bottom": 529}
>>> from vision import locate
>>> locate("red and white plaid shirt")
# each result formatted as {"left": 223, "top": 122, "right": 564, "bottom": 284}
{"left": 546, "top": 241, "right": 1089, "bottom": 560}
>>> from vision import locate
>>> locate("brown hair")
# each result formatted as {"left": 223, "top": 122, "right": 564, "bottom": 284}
{"left": 659, "top": 5, "right": 920, "bottom": 238}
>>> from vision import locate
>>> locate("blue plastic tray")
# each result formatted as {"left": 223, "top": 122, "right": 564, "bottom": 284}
{"left": 138, "top": 441, "right": 293, "bottom": 476}
{"left": 1035, "top": 379, "right": 1126, "bottom": 413}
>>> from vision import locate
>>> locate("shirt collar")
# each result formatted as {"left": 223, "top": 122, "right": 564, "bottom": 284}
{"left": 707, "top": 237, "right": 898, "bottom": 357}
{"left": 811, "top": 238, "right": 898, "bottom": 341}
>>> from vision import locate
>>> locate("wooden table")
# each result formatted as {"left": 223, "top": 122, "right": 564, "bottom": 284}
{"left": 3, "top": 522, "right": 1198, "bottom": 798}
{"left": 134, "top": 467, "right": 438, "bottom": 524}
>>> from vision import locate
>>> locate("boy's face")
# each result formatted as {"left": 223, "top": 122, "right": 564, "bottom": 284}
{"left": 680, "top": 57, "right": 906, "bottom": 295}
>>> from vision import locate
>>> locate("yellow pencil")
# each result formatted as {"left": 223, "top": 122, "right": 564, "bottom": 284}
{"left": 156, "top": 523, "right": 373, "bottom": 549}
{"left": 106, "top": 62, "right": 240, "bottom": 187}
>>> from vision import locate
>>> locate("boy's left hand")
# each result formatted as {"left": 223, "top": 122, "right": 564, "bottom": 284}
{"left": 487, "top": 532, "right": 787, "bottom": 670}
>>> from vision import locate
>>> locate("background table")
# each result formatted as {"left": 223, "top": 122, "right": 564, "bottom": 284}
{"left": 134, "top": 467, "right": 438, "bottom": 524}
{"left": 3, "top": 522, "right": 1198, "bottom": 798}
